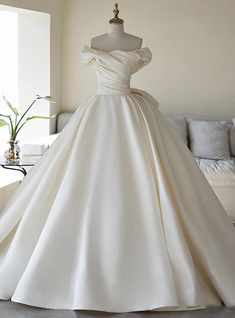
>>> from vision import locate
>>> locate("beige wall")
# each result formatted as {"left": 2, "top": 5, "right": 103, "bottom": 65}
{"left": 62, "top": 0, "right": 235, "bottom": 116}
{"left": 0, "top": 0, "right": 64, "bottom": 132}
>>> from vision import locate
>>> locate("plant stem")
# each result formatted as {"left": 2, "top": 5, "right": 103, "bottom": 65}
{"left": 15, "top": 97, "right": 38, "bottom": 132}
{"left": 8, "top": 116, "right": 14, "bottom": 140}
{"left": 15, "top": 120, "right": 27, "bottom": 136}
{"left": 0, "top": 114, "right": 17, "bottom": 139}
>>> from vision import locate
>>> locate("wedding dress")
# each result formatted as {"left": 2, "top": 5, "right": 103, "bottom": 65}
{"left": 0, "top": 46, "right": 235, "bottom": 312}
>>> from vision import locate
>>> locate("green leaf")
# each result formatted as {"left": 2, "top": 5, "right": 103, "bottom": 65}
{"left": 0, "top": 119, "right": 9, "bottom": 127}
{"left": 26, "top": 115, "right": 55, "bottom": 121}
{"left": 0, "top": 113, "right": 10, "bottom": 118}
{"left": 2, "top": 95, "right": 19, "bottom": 115}
{"left": 36, "top": 95, "right": 56, "bottom": 103}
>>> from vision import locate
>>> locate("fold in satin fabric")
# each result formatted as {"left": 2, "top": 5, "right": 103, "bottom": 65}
{"left": 0, "top": 46, "right": 235, "bottom": 312}
{"left": 80, "top": 46, "right": 152, "bottom": 95}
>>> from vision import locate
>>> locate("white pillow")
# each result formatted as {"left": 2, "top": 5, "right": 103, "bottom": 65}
{"left": 166, "top": 116, "right": 188, "bottom": 145}
{"left": 188, "top": 120, "right": 230, "bottom": 160}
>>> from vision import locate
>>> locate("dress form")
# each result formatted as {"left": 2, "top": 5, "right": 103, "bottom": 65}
{"left": 91, "top": 3, "right": 143, "bottom": 52}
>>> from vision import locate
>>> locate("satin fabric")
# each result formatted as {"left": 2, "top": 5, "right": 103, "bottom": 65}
{"left": 0, "top": 46, "right": 235, "bottom": 312}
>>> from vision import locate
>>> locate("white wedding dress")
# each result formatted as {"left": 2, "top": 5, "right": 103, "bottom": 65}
{"left": 0, "top": 45, "right": 235, "bottom": 312}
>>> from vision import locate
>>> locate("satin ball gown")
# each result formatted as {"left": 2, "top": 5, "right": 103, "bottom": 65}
{"left": 0, "top": 45, "right": 235, "bottom": 312}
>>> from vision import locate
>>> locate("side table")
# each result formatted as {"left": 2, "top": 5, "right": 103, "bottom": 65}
{"left": 0, "top": 156, "right": 41, "bottom": 176}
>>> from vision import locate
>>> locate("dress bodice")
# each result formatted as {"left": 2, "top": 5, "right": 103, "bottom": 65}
{"left": 80, "top": 45, "right": 152, "bottom": 95}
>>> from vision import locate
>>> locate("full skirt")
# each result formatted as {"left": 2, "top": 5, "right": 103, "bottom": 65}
{"left": 0, "top": 90, "right": 235, "bottom": 312}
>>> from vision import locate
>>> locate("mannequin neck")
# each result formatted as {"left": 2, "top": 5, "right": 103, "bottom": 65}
{"left": 108, "top": 23, "right": 125, "bottom": 37}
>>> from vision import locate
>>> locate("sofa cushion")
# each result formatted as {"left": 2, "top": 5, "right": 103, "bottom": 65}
{"left": 21, "top": 133, "right": 59, "bottom": 156}
{"left": 188, "top": 119, "right": 230, "bottom": 160}
{"left": 195, "top": 157, "right": 235, "bottom": 221}
{"left": 165, "top": 115, "right": 188, "bottom": 144}
{"left": 195, "top": 157, "right": 235, "bottom": 174}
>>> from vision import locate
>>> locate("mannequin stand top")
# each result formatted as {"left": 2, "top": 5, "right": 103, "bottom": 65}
{"left": 91, "top": 23, "right": 143, "bottom": 52}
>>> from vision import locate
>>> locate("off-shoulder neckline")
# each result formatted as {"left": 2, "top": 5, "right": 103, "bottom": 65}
{"left": 83, "top": 45, "right": 150, "bottom": 54}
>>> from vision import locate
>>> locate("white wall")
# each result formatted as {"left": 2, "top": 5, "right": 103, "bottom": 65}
{"left": 0, "top": 0, "right": 64, "bottom": 132}
{"left": 62, "top": 0, "right": 235, "bottom": 116}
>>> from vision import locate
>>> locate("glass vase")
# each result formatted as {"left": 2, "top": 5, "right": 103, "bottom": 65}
{"left": 4, "top": 140, "right": 21, "bottom": 163}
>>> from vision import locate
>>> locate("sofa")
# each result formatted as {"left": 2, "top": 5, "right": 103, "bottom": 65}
{"left": 21, "top": 111, "right": 235, "bottom": 222}
{"left": 165, "top": 114, "right": 235, "bottom": 222}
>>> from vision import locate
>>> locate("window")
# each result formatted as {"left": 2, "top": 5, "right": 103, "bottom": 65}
{"left": 0, "top": 10, "right": 18, "bottom": 143}
{"left": 0, "top": 5, "right": 50, "bottom": 145}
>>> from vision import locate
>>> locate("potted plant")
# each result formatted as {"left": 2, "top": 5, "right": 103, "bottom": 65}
{"left": 0, "top": 95, "right": 55, "bottom": 163}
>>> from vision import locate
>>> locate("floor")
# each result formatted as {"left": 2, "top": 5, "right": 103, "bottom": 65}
{"left": 0, "top": 301, "right": 235, "bottom": 318}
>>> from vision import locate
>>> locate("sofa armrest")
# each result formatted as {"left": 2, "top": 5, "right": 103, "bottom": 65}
{"left": 56, "top": 112, "right": 74, "bottom": 132}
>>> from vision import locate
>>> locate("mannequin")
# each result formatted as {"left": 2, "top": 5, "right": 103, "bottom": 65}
{"left": 91, "top": 3, "right": 143, "bottom": 52}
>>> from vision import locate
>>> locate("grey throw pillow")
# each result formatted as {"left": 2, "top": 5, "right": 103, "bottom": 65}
{"left": 188, "top": 119, "right": 230, "bottom": 160}
{"left": 231, "top": 119, "right": 235, "bottom": 156}
{"left": 166, "top": 116, "right": 188, "bottom": 145}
